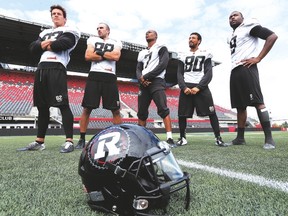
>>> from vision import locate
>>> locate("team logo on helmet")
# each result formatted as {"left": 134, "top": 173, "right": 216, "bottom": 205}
{"left": 88, "top": 126, "right": 130, "bottom": 170}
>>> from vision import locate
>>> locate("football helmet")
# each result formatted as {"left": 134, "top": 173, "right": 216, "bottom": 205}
{"left": 78, "top": 123, "right": 190, "bottom": 215}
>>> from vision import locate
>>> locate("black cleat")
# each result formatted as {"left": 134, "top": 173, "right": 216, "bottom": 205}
{"left": 215, "top": 137, "right": 228, "bottom": 147}
{"left": 227, "top": 138, "right": 246, "bottom": 146}
{"left": 263, "top": 139, "right": 276, "bottom": 150}
{"left": 60, "top": 141, "right": 74, "bottom": 153}
{"left": 166, "top": 138, "right": 177, "bottom": 148}
{"left": 75, "top": 138, "right": 86, "bottom": 149}
{"left": 177, "top": 137, "right": 188, "bottom": 146}
{"left": 17, "top": 141, "right": 45, "bottom": 151}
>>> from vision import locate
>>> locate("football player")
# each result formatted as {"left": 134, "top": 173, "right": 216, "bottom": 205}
{"left": 75, "top": 23, "right": 122, "bottom": 149}
{"left": 227, "top": 11, "right": 278, "bottom": 149}
{"left": 18, "top": 5, "right": 80, "bottom": 153}
{"left": 136, "top": 30, "right": 176, "bottom": 147}
{"left": 177, "top": 32, "right": 227, "bottom": 147}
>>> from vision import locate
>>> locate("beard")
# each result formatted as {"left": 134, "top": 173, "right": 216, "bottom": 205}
{"left": 146, "top": 38, "right": 154, "bottom": 43}
{"left": 230, "top": 22, "right": 241, "bottom": 30}
{"left": 189, "top": 43, "right": 195, "bottom": 49}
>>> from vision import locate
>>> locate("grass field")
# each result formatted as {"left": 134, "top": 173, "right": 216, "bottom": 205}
{"left": 1, "top": 131, "right": 288, "bottom": 216}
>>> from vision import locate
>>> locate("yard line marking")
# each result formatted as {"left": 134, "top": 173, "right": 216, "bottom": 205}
{"left": 177, "top": 159, "right": 288, "bottom": 193}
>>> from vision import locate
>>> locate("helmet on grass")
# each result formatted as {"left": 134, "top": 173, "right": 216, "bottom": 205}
{"left": 78, "top": 123, "right": 190, "bottom": 215}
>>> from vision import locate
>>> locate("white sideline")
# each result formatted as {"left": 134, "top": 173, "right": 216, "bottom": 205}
{"left": 177, "top": 159, "right": 288, "bottom": 193}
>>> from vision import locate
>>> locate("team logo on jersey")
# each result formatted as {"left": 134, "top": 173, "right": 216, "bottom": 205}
{"left": 250, "top": 94, "right": 254, "bottom": 101}
{"left": 209, "top": 106, "right": 215, "bottom": 112}
{"left": 56, "top": 95, "right": 63, "bottom": 102}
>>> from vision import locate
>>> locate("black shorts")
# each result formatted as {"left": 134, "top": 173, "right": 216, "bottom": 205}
{"left": 178, "top": 87, "right": 215, "bottom": 117}
{"left": 82, "top": 72, "right": 120, "bottom": 111}
{"left": 137, "top": 78, "right": 169, "bottom": 120}
{"left": 230, "top": 65, "right": 264, "bottom": 109}
{"left": 33, "top": 63, "right": 69, "bottom": 107}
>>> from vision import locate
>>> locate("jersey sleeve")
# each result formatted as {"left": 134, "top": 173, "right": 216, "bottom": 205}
{"left": 87, "top": 37, "right": 95, "bottom": 46}
{"left": 250, "top": 25, "right": 274, "bottom": 40}
{"left": 177, "top": 60, "right": 187, "bottom": 90}
{"left": 114, "top": 39, "right": 123, "bottom": 50}
{"left": 177, "top": 52, "right": 186, "bottom": 63}
{"left": 195, "top": 50, "right": 212, "bottom": 89}
{"left": 137, "top": 49, "right": 146, "bottom": 62}
{"left": 207, "top": 50, "right": 213, "bottom": 59}
{"left": 244, "top": 18, "right": 260, "bottom": 32}
{"left": 29, "top": 37, "right": 44, "bottom": 56}
{"left": 64, "top": 26, "right": 81, "bottom": 40}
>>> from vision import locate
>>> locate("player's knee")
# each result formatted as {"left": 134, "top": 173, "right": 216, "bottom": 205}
{"left": 159, "top": 109, "right": 170, "bottom": 119}
{"left": 83, "top": 107, "right": 92, "bottom": 115}
{"left": 112, "top": 109, "right": 120, "bottom": 115}
{"left": 256, "top": 104, "right": 266, "bottom": 110}
{"left": 137, "top": 114, "right": 148, "bottom": 121}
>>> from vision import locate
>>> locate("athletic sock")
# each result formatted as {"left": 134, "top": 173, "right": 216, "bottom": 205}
{"left": 166, "top": 131, "right": 173, "bottom": 140}
{"left": 237, "top": 128, "right": 245, "bottom": 139}
{"left": 257, "top": 108, "right": 273, "bottom": 143}
{"left": 80, "top": 132, "right": 86, "bottom": 140}
{"left": 178, "top": 116, "right": 186, "bottom": 138}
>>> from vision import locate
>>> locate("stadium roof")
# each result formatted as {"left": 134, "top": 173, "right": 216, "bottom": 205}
{"left": 0, "top": 15, "right": 220, "bottom": 85}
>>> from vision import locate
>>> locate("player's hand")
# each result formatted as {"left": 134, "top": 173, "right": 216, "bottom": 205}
{"left": 41, "top": 39, "right": 53, "bottom": 50}
{"left": 191, "top": 87, "right": 200, "bottom": 95}
{"left": 241, "top": 57, "right": 261, "bottom": 68}
{"left": 184, "top": 88, "right": 191, "bottom": 95}
{"left": 142, "top": 80, "right": 151, "bottom": 87}
{"left": 139, "top": 76, "right": 151, "bottom": 87}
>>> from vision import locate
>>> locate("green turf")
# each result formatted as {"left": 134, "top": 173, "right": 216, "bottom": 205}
{"left": 0, "top": 131, "right": 287, "bottom": 215}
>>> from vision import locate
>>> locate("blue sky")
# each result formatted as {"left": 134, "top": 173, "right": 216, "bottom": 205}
{"left": 0, "top": 0, "right": 287, "bottom": 121}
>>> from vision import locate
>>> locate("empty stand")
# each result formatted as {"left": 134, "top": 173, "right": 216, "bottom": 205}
{"left": 0, "top": 69, "right": 237, "bottom": 129}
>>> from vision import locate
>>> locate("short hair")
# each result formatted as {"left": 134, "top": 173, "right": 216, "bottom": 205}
{"left": 50, "top": 5, "right": 67, "bottom": 18}
{"left": 239, "top": 11, "right": 244, "bottom": 19}
{"left": 190, "top": 32, "right": 202, "bottom": 42}
{"left": 99, "top": 22, "right": 110, "bottom": 32}
{"left": 146, "top": 30, "right": 158, "bottom": 39}
{"left": 152, "top": 30, "right": 158, "bottom": 37}
{"left": 230, "top": 11, "right": 244, "bottom": 19}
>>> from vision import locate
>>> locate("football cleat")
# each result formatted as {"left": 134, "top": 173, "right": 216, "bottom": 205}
{"left": 215, "top": 137, "right": 228, "bottom": 147}
{"left": 263, "top": 143, "right": 276, "bottom": 150}
{"left": 17, "top": 141, "right": 45, "bottom": 151}
{"left": 177, "top": 137, "right": 188, "bottom": 146}
{"left": 60, "top": 141, "right": 74, "bottom": 153}
{"left": 227, "top": 137, "right": 246, "bottom": 146}
{"left": 166, "top": 138, "right": 177, "bottom": 148}
{"left": 75, "top": 138, "right": 86, "bottom": 149}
